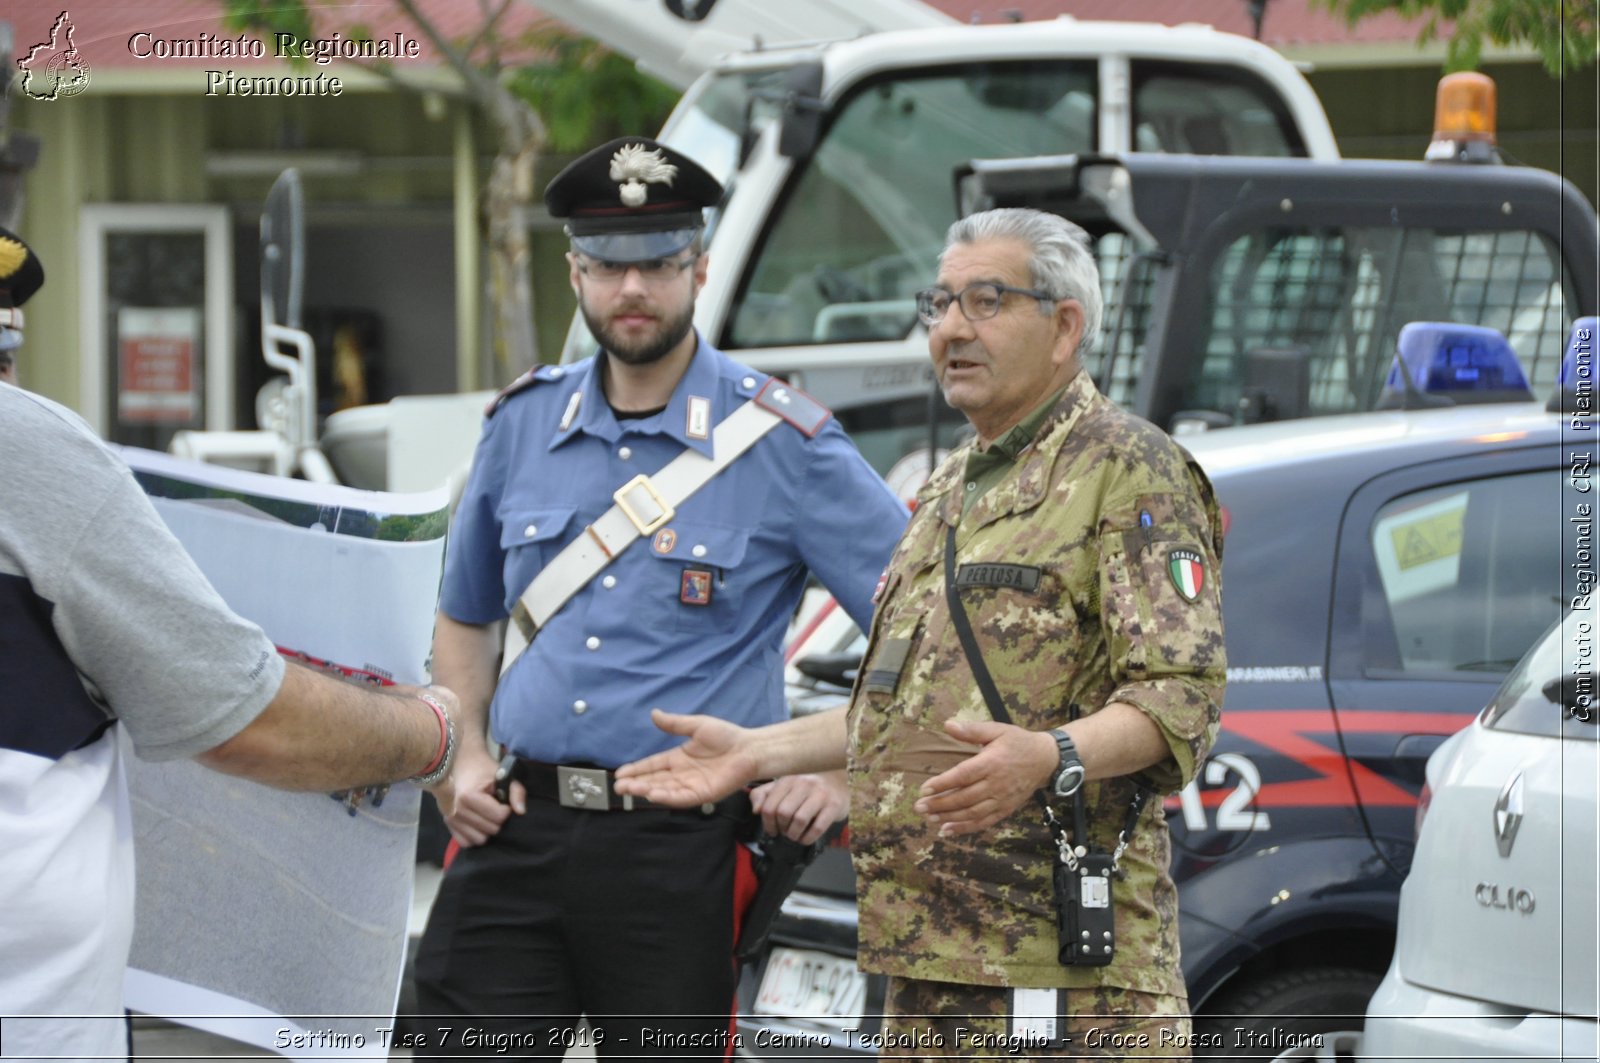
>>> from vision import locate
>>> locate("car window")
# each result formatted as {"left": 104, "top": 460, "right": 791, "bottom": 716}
{"left": 725, "top": 61, "right": 1096, "bottom": 349}
{"left": 1482, "top": 612, "right": 1599, "bottom": 740}
{"left": 1361, "top": 471, "right": 1562, "bottom": 677}
{"left": 1131, "top": 61, "right": 1305, "bottom": 157}
{"left": 1179, "top": 226, "right": 1573, "bottom": 419}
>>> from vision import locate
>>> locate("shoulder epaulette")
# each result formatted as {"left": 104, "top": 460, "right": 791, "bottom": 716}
{"left": 484, "top": 363, "right": 568, "bottom": 418}
{"left": 752, "top": 378, "right": 831, "bottom": 438}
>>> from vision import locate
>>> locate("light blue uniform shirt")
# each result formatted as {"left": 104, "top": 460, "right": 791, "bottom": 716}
{"left": 441, "top": 336, "right": 909, "bottom": 767}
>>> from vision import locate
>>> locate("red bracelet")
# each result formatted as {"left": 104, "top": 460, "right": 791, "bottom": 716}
{"left": 415, "top": 693, "right": 450, "bottom": 777}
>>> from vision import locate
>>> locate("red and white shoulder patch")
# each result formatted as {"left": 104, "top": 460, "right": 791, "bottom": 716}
{"left": 753, "top": 378, "right": 831, "bottom": 437}
{"left": 485, "top": 364, "right": 567, "bottom": 418}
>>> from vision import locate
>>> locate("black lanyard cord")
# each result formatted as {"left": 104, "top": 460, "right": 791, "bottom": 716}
{"left": 942, "top": 523, "right": 1148, "bottom": 866}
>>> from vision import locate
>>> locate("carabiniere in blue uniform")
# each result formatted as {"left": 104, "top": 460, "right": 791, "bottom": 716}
{"left": 414, "top": 136, "right": 907, "bottom": 1061}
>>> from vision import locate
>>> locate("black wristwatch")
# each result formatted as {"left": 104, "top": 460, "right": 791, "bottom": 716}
{"left": 1049, "top": 727, "right": 1086, "bottom": 799}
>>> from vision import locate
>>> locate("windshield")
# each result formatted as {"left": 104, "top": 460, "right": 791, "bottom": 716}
{"left": 724, "top": 61, "right": 1098, "bottom": 350}
{"left": 720, "top": 58, "right": 1316, "bottom": 354}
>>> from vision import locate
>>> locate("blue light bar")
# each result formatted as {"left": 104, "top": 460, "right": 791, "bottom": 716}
{"left": 1380, "top": 322, "right": 1534, "bottom": 408}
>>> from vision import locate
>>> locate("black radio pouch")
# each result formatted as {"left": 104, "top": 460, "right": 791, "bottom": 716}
{"left": 1055, "top": 851, "right": 1116, "bottom": 965}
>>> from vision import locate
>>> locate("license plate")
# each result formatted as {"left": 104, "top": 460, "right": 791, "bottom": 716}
{"left": 753, "top": 946, "right": 867, "bottom": 1025}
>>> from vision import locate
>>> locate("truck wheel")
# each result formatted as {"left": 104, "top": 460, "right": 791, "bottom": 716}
{"left": 1195, "top": 966, "right": 1380, "bottom": 1059}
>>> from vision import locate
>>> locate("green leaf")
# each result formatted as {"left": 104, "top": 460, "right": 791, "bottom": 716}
{"left": 221, "top": 0, "right": 316, "bottom": 66}
{"left": 1316, "top": 0, "right": 1595, "bottom": 75}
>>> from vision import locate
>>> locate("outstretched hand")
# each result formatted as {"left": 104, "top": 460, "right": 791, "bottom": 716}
{"left": 613, "top": 710, "right": 760, "bottom": 806}
{"left": 913, "top": 719, "right": 1058, "bottom": 836}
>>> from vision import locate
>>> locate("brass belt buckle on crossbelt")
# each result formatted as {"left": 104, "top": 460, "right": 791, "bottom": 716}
{"left": 613, "top": 474, "right": 674, "bottom": 536}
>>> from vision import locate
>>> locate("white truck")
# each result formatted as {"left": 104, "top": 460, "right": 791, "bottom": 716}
{"left": 546, "top": 1, "right": 1339, "bottom": 425}
{"left": 218, "top": 1, "right": 1341, "bottom": 492}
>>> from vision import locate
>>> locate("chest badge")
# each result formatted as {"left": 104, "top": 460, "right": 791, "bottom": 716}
{"left": 559, "top": 390, "right": 582, "bottom": 432}
{"left": 1167, "top": 548, "right": 1206, "bottom": 602}
{"left": 653, "top": 528, "right": 677, "bottom": 554}
{"left": 680, "top": 566, "right": 714, "bottom": 606}
{"left": 686, "top": 395, "right": 711, "bottom": 440}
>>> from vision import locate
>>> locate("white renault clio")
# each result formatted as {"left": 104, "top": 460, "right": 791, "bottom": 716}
{"left": 1358, "top": 609, "right": 1599, "bottom": 1062}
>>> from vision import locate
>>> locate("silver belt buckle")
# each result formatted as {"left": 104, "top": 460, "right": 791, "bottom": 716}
{"left": 557, "top": 766, "right": 627, "bottom": 811}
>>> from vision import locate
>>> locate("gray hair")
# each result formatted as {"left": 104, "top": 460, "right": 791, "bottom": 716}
{"left": 941, "top": 208, "right": 1103, "bottom": 355}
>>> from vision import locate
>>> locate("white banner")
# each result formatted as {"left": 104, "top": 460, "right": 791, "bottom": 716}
{"left": 119, "top": 448, "right": 450, "bottom": 1060}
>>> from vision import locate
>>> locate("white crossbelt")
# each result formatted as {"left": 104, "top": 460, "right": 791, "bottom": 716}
{"left": 510, "top": 396, "right": 786, "bottom": 641}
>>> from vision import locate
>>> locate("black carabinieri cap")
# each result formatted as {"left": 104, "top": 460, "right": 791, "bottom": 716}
{"left": 544, "top": 137, "right": 723, "bottom": 263}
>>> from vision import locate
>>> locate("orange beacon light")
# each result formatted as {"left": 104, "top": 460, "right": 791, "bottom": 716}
{"left": 1425, "top": 72, "right": 1500, "bottom": 163}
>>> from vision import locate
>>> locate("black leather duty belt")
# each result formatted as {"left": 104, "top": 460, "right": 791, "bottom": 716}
{"left": 512, "top": 759, "right": 750, "bottom": 819}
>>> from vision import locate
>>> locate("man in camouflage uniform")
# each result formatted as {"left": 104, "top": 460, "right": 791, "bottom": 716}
{"left": 618, "top": 207, "right": 1225, "bottom": 1058}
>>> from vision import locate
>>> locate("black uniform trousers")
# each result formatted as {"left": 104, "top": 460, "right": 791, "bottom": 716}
{"left": 412, "top": 794, "right": 754, "bottom": 1061}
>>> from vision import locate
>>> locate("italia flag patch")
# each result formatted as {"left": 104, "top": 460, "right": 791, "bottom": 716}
{"left": 1167, "top": 548, "right": 1205, "bottom": 602}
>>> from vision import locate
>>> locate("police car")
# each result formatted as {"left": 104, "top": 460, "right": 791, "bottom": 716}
{"left": 1265, "top": 608, "right": 1598, "bottom": 1063}
{"left": 739, "top": 321, "right": 1594, "bottom": 1058}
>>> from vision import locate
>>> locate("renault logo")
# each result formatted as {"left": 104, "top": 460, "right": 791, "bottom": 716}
{"left": 1493, "top": 771, "right": 1524, "bottom": 858}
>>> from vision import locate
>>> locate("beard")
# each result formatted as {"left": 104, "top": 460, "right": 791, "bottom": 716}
{"left": 580, "top": 295, "right": 697, "bottom": 367}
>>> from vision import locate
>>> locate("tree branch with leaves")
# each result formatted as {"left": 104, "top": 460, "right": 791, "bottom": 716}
{"left": 222, "top": 0, "right": 676, "bottom": 380}
{"left": 1315, "top": 0, "right": 1597, "bottom": 75}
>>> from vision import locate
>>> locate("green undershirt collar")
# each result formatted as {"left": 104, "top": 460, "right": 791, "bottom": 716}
{"left": 960, "top": 382, "right": 1070, "bottom": 516}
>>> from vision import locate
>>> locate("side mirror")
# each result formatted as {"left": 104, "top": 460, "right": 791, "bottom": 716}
{"left": 776, "top": 62, "right": 825, "bottom": 160}
{"left": 1543, "top": 673, "right": 1596, "bottom": 718}
{"left": 261, "top": 169, "right": 305, "bottom": 332}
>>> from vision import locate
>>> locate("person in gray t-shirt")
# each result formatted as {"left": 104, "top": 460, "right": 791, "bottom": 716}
{"left": 0, "top": 227, "right": 461, "bottom": 1060}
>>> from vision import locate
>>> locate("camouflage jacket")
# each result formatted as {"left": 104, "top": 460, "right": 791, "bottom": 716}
{"left": 846, "top": 370, "right": 1226, "bottom": 993}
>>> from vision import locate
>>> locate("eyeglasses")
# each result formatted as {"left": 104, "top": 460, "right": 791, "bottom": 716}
{"left": 574, "top": 255, "right": 699, "bottom": 284}
{"left": 915, "top": 282, "right": 1055, "bottom": 327}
